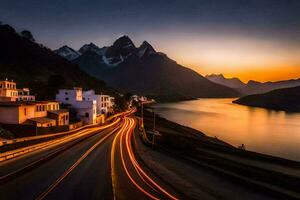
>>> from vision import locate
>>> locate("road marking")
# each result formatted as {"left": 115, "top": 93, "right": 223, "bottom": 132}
{"left": 35, "top": 124, "right": 122, "bottom": 200}
{"left": 111, "top": 118, "right": 129, "bottom": 200}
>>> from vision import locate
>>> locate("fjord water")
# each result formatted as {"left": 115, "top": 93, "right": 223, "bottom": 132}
{"left": 152, "top": 98, "right": 300, "bottom": 161}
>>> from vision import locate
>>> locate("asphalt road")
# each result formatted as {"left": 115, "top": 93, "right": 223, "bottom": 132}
{"left": 0, "top": 115, "right": 178, "bottom": 200}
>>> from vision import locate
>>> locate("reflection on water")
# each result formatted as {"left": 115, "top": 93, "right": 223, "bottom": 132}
{"left": 152, "top": 98, "right": 300, "bottom": 161}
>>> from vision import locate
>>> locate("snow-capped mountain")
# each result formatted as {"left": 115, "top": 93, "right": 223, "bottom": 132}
{"left": 54, "top": 45, "right": 81, "bottom": 61}
{"left": 78, "top": 43, "right": 107, "bottom": 56}
{"left": 138, "top": 41, "right": 156, "bottom": 58}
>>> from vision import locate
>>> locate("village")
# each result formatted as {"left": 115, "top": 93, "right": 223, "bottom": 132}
{"left": 0, "top": 78, "right": 123, "bottom": 137}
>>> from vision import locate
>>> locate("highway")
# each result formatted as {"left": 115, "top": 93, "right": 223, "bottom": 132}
{"left": 0, "top": 110, "right": 178, "bottom": 200}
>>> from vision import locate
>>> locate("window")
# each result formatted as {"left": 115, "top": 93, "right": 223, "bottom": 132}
{"left": 65, "top": 97, "right": 69, "bottom": 101}
{"left": 65, "top": 92, "right": 68, "bottom": 95}
{"left": 85, "top": 113, "right": 89, "bottom": 117}
{"left": 24, "top": 108, "right": 27, "bottom": 116}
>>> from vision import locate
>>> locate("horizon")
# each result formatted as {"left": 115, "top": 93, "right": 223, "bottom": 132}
{"left": 1, "top": 0, "right": 300, "bottom": 82}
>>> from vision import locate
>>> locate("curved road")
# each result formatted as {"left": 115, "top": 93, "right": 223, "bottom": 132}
{"left": 0, "top": 113, "right": 178, "bottom": 200}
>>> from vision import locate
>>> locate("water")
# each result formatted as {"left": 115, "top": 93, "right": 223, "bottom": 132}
{"left": 152, "top": 98, "right": 300, "bottom": 161}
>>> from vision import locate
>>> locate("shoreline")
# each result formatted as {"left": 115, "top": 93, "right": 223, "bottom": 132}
{"left": 139, "top": 107, "right": 300, "bottom": 164}
{"left": 135, "top": 109, "right": 300, "bottom": 199}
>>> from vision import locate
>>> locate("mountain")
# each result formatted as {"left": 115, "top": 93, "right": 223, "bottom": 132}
{"left": 60, "top": 36, "right": 240, "bottom": 101}
{"left": 241, "top": 79, "right": 300, "bottom": 95}
{"left": 206, "top": 74, "right": 245, "bottom": 89}
{"left": 233, "top": 86, "right": 300, "bottom": 112}
{"left": 54, "top": 45, "right": 81, "bottom": 61}
{"left": 206, "top": 74, "right": 300, "bottom": 95}
{"left": 0, "top": 24, "right": 108, "bottom": 100}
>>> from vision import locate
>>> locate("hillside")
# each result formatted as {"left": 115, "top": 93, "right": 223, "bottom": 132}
{"left": 206, "top": 74, "right": 300, "bottom": 95}
{"left": 0, "top": 24, "right": 108, "bottom": 100}
{"left": 58, "top": 36, "right": 241, "bottom": 101}
{"left": 206, "top": 74, "right": 245, "bottom": 89}
{"left": 233, "top": 86, "right": 300, "bottom": 112}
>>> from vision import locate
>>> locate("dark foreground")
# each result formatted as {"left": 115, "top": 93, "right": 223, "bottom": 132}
{"left": 0, "top": 109, "right": 300, "bottom": 200}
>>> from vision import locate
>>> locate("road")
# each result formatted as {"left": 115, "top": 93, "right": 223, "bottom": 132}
{"left": 0, "top": 111, "right": 178, "bottom": 200}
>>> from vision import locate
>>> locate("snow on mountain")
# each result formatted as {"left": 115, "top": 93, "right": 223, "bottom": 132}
{"left": 54, "top": 45, "right": 81, "bottom": 61}
{"left": 78, "top": 43, "right": 108, "bottom": 56}
{"left": 138, "top": 41, "right": 156, "bottom": 58}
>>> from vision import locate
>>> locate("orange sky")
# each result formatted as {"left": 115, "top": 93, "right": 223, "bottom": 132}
{"left": 151, "top": 32, "right": 300, "bottom": 82}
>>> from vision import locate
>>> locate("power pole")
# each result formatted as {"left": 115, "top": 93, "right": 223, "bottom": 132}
{"left": 141, "top": 102, "right": 144, "bottom": 128}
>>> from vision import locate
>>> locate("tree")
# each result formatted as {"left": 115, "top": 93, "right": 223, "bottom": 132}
{"left": 20, "top": 30, "right": 35, "bottom": 42}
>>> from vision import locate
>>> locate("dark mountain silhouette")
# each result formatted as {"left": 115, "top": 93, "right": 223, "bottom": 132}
{"left": 64, "top": 36, "right": 240, "bottom": 101}
{"left": 0, "top": 24, "right": 107, "bottom": 100}
{"left": 206, "top": 74, "right": 245, "bottom": 89}
{"left": 206, "top": 74, "right": 300, "bottom": 95}
{"left": 233, "top": 86, "right": 300, "bottom": 112}
{"left": 241, "top": 79, "right": 300, "bottom": 95}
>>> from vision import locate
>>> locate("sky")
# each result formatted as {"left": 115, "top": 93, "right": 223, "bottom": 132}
{"left": 1, "top": 0, "right": 300, "bottom": 82}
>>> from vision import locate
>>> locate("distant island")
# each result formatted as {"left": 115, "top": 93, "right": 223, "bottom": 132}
{"left": 233, "top": 86, "right": 300, "bottom": 112}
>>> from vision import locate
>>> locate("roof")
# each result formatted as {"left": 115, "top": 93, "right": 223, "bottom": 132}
{"left": 0, "top": 101, "right": 59, "bottom": 107}
{"left": 28, "top": 117, "right": 56, "bottom": 124}
{"left": 48, "top": 109, "right": 69, "bottom": 115}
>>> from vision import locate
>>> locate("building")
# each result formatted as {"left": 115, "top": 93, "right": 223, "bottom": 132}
{"left": 47, "top": 109, "right": 69, "bottom": 126}
{"left": 0, "top": 79, "right": 35, "bottom": 102}
{"left": 108, "top": 96, "right": 115, "bottom": 114}
{"left": 0, "top": 101, "right": 69, "bottom": 127}
{"left": 82, "top": 90, "right": 115, "bottom": 115}
{"left": 56, "top": 88, "right": 97, "bottom": 125}
{"left": 56, "top": 88, "right": 115, "bottom": 124}
{"left": 17, "top": 88, "right": 35, "bottom": 101}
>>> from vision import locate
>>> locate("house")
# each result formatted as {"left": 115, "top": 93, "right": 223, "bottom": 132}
{"left": 108, "top": 96, "right": 115, "bottom": 114}
{"left": 0, "top": 101, "right": 69, "bottom": 127}
{"left": 47, "top": 109, "right": 69, "bottom": 126}
{"left": 82, "top": 90, "right": 115, "bottom": 115}
{"left": 0, "top": 79, "right": 35, "bottom": 102}
{"left": 56, "top": 88, "right": 98, "bottom": 125}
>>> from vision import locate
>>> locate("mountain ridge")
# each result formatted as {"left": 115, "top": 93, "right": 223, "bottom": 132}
{"left": 0, "top": 24, "right": 110, "bottom": 100}
{"left": 206, "top": 73, "right": 300, "bottom": 95}
{"left": 57, "top": 36, "right": 240, "bottom": 101}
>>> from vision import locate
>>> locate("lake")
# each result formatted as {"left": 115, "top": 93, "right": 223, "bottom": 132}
{"left": 152, "top": 98, "right": 300, "bottom": 161}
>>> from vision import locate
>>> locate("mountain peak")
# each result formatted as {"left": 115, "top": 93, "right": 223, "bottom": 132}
{"left": 113, "top": 35, "right": 135, "bottom": 49}
{"left": 206, "top": 74, "right": 245, "bottom": 89}
{"left": 79, "top": 42, "right": 107, "bottom": 55}
{"left": 54, "top": 45, "right": 81, "bottom": 61}
{"left": 206, "top": 74, "right": 225, "bottom": 78}
{"left": 138, "top": 41, "right": 156, "bottom": 57}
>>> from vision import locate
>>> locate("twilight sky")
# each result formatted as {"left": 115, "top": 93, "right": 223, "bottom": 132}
{"left": 1, "top": 0, "right": 300, "bottom": 82}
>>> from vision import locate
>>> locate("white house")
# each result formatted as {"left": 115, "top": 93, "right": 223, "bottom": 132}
{"left": 83, "top": 90, "right": 114, "bottom": 115}
{"left": 56, "top": 88, "right": 99, "bottom": 125}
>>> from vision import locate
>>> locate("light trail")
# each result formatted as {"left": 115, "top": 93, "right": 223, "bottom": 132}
{"left": 0, "top": 118, "right": 121, "bottom": 162}
{"left": 114, "top": 117, "right": 178, "bottom": 200}
{"left": 118, "top": 118, "right": 160, "bottom": 200}
{"left": 35, "top": 123, "right": 123, "bottom": 200}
